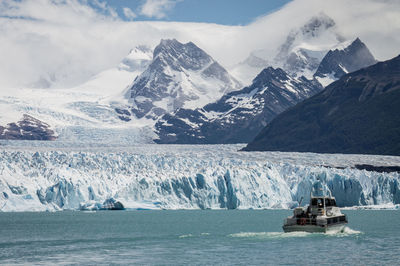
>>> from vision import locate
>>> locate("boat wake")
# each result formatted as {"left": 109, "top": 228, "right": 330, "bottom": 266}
{"left": 229, "top": 231, "right": 312, "bottom": 239}
{"left": 325, "top": 226, "right": 362, "bottom": 236}
{"left": 178, "top": 233, "right": 210, "bottom": 239}
{"left": 229, "top": 227, "right": 362, "bottom": 239}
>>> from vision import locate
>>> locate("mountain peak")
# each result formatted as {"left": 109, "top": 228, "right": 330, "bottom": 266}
{"left": 127, "top": 39, "right": 241, "bottom": 120}
{"left": 152, "top": 39, "right": 212, "bottom": 72}
{"left": 253, "top": 67, "right": 288, "bottom": 84}
{"left": 314, "top": 37, "right": 377, "bottom": 86}
{"left": 155, "top": 66, "right": 322, "bottom": 144}
{"left": 301, "top": 12, "right": 336, "bottom": 37}
{"left": 119, "top": 45, "right": 153, "bottom": 72}
{"left": 245, "top": 55, "right": 400, "bottom": 155}
{"left": 160, "top": 38, "right": 179, "bottom": 45}
{"left": 272, "top": 12, "right": 343, "bottom": 79}
{"left": 345, "top": 37, "right": 366, "bottom": 51}
{"left": 352, "top": 37, "right": 362, "bottom": 44}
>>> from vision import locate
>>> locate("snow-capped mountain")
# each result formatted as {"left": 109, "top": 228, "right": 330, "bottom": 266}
{"left": 314, "top": 38, "right": 377, "bottom": 86}
{"left": 232, "top": 13, "right": 345, "bottom": 84}
{"left": 0, "top": 45, "right": 156, "bottom": 143}
{"left": 244, "top": 55, "right": 400, "bottom": 155}
{"left": 155, "top": 67, "right": 322, "bottom": 144}
{"left": 0, "top": 39, "right": 243, "bottom": 143}
{"left": 126, "top": 39, "right": 242, "bottom": 120}
{"left": 274, "top": 13, "right": 344, "bottom": 77}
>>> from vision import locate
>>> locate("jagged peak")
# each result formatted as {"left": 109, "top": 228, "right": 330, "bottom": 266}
{"left": 260, "top": 66, "right": 287, "bottom": 77}
{"left": 153, "top": 39, "right": 207, "bottom": 60}
{"left": 301, "top": 12, "right": 336, "bottom": 35}
{"left": 252, "top": 66, "right": 289, "bottom": 84}
{"left": 153, "top": 39, "right": 181, "bottom": 57}
{"left": 347, "top": 37, "right": 366, "bottom": 50}
{"left": 159, "top": 38, "right": 180, "bottom": 46}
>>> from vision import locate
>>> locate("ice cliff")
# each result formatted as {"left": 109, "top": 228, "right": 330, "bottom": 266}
{"left": 0, "top": 144, "right": 399, "bottom": 211}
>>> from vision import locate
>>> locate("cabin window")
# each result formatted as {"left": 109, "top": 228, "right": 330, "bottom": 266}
{"left": 325, "top": 198, "right": 331, "bottom": 207}
{"left": 317, "top": 198, "right": 324, "bottom": 208}
{"left": 311, "top": 198, "right": 318, "bottom": 206}
{"left": 331, "top": 199, "right": 337, "bottom": 206}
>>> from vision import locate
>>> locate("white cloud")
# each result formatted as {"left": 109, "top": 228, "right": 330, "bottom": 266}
{"left": 0, "top": 0, "right": 399, "bottom": 91}
{"left": 139, "top": 0, "right": 180, "bottom": 19}
{"left": 123, "top": 7, "right": 137, "bottom": 20}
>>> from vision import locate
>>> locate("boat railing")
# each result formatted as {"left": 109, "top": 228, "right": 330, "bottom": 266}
{"left": 295, "top": 218, "right": 318, "bottom": 226}
{"left": 285, "top": 217, "right": 318, "bottom": 226}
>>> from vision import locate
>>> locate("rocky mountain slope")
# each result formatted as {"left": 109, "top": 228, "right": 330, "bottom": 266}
{"left": 0, "top": 114, "right": 56, "bottom": 140}
{"left": 155, "top": 67, "right": 322, "bottom": 144}
{"left": 126, "top": 39, "right": 241, "bottom": 120}
{"left": 314, "top": 38, "right": 377, "bottom": 86}
{"left": 244, "top": 55, "right": 400, "bottom": 155}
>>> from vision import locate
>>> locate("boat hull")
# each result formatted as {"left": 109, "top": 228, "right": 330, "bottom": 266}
{"left": 283, "top": 223, "right": 346, "bottom": 233}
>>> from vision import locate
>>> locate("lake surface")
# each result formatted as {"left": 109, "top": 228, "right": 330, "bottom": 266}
{"left": 0, "top": 210, "right": 399, "bottom": 265}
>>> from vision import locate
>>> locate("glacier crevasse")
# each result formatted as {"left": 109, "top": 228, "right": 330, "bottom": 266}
{"left": 0, "top": 146, "right": 399, "bottom": 211}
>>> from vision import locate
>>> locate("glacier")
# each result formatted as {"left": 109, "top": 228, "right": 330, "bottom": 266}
{"left": 0, "top": 143, "right": 399, "bottom": 212}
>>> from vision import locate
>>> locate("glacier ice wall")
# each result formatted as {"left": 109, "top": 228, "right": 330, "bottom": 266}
{"left": 0, "top": 144, "right": 399, "bottom": 211}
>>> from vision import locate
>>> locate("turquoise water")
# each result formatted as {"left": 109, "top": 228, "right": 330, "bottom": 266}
{"left": 0, "top": 210, "right": 399, "bottom": 265}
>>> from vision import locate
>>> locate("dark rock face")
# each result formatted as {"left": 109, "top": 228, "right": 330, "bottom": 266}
{"left": 155, "top": 67, "right": 323, "bottom": 144}
{"left": 244, "top": 55, "right": 400, "bottom": 156}
{"left": 314, "top": 38, "right": 377, "bottom": 82}
{"left": 0, "top": 114, "right": 56, "bottom": 140}
{"left": 354, "top": 165, "right": 400, "bottom": 173}
{"left": 127, "top": 39, "right": 241, "bottom": 120}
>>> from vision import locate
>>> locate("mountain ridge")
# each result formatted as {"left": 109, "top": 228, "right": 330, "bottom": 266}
{"left": 244, "top": 55, "right": 400, "bottom": 155}
{"left": 127, "top": 39, "right": 242, "bottom": 120}
{"left": 314, "top": 38, "right": 377, "bottom": 86}
{"left": 155, "top": 67, "right": 322, "bottom": 144}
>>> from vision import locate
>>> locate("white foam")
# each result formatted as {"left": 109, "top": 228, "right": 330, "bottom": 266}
{"left": 178, "top": 234, "right": 194, "bottom": 238}
{"left": 229, "top": 231, "right": 311, "bottom": 239}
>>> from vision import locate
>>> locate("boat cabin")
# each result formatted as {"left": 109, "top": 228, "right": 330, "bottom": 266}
{"left": 311, "top": 197, "right": 337, "bottom": 208}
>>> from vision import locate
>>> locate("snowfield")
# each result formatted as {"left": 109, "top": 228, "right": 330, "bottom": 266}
{"left": 0, "top": 143, "right": 399, "bottom": 212}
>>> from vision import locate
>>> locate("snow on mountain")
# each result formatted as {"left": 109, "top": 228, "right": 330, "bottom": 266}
{"left": 244, "top": 55, "right": 400, "bottom": 155}
{"left": 127, "top": 39, "right": 242, "bottom": 120}
{"left": 72, "top": 45, "right": 153, "bottom": 99}
{"left": 274, "top": 13, "right": 344, "bottom": 77}
{"left": 0, "top": 39, "right": 244, "bottom": 143}
{"left": 0, "top": 144, "right": 399, "bottom": 212}
{"left": 0, "top": 45, "right": 156, "bottom": 143}
{"left": 232, "top": 13, "right": 346, "bottom": 84}
{"left": 155, "top": 67, "right": 322, "bottom": 144}
{"left": 314, "top": 38, "right": 378, "bottom": 86}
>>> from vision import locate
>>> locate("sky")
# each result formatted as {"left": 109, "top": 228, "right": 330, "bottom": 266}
{"left": 0, "top": 0, "right": 399, "bottom": 90}
{"left": 100, "top": 0, "right": 292, "bottom": 25}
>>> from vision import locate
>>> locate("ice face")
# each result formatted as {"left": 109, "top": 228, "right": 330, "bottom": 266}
{"left": 0, "top": 143, "right": 399, "bottom": 211}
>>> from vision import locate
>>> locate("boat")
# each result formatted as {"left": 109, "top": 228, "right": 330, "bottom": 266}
{"left": 283, "top": 180, "right": 348, "bottom": 233}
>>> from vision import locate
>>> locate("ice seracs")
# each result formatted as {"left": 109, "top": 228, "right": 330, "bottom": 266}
{"left": 0, "top": 144, "right": 399, "bottom": 212}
